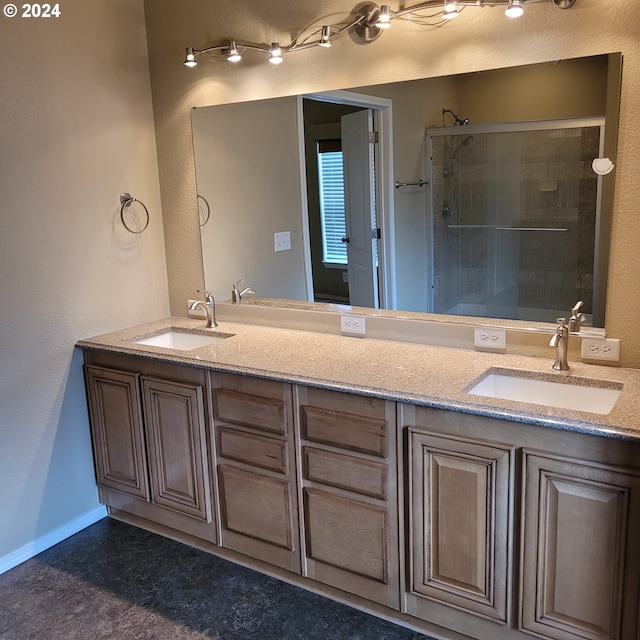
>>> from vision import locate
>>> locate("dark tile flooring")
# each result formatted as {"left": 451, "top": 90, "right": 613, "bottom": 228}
{"left": 0, "top": 518, "right": 432, "bottom": 640}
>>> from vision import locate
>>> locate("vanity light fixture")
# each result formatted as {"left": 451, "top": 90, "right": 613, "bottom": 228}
{"left": 376, "top": 5, "right": 393, "bottom": 28}
{"left": 268, "top": 42, "right": 283, "bottom": 64}
{"left": 184, "top": 47, "right": 197, "bottom": 68}
{"left": 505, "top": 0, "right": 525, "bottom": 17}
{"left": 443, "top": 0, "right": 459, "bottom": 19}
{"left": 319, "top": 25, "right": 333, "bottom": 47}
{"left": 183, "top": 0, "right": 576, "bottom": 68}
{"left": 226, "top": 41, "right": 242, "bottom": 62}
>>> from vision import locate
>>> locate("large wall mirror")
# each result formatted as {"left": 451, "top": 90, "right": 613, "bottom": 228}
{"left": 192, "top": 53, "right": 621, "bottom": 329}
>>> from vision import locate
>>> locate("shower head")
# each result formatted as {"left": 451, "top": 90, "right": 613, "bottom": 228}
{"left": 449, "top": 135, "right": 473, "bottom": 160}
{"left": 442, "top": 108, "right": 469, "bottom": 126}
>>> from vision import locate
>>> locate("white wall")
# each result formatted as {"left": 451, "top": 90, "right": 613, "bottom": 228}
{"left": 144, "top": 0, "right": 640, "bottom": 368}
{"left": 0, "top": 0, "right": 168, "bottom": 566}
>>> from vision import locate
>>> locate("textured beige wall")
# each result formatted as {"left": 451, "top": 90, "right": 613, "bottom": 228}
{"left": 0, "top": 1, "right": 168, "bottom": 559}
{"left": 144, "top": 0, "right": 640, "bottom": 368}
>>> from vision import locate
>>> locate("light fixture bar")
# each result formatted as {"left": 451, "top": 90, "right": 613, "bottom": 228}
{"left": 184, "top": 0, "right": 574, "bottom": 68}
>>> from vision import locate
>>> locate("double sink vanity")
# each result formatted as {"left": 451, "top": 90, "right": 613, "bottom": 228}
{"left": 77, "top": 307, "right": 640, "bottom": 640}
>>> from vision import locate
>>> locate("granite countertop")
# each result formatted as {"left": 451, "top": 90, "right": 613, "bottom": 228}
{"left": 76, "top": 317, "right": 640, "bottom": 442}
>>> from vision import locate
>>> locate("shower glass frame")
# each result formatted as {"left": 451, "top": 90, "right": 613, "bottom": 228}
{"left": 426, "top": 117, "right": 607, "bottom": 326}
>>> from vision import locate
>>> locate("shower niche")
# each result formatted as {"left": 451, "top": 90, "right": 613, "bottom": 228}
{"left": 428, "top": 119, "right": 604, "bottom": 326}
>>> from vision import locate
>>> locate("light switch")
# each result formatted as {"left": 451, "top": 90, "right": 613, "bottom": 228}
{"left": 274, "top": 231, "right": 291, "bottom": 252}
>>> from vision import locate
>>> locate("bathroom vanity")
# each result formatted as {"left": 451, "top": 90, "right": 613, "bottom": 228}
{"left": 78, "top": 316, "right": 640, "bottom": 640}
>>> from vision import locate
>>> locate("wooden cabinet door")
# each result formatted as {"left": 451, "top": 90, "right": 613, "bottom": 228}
{"left": 521, "top": 451, "right": 640, "bottom": 640}
{"left": 409, "top": 429, "right": 513, "bottom": 624}
{"left": 142, "top": 376, "right": 212, "bottom": 523}
{"left": 297, "top": 386, "right": 399, "bottom": 609}
{"left": 212, "top": 373, "right": 300, "bottom": 573}
{"left": 84, "top": 365, "right": 149, "bottom": 500}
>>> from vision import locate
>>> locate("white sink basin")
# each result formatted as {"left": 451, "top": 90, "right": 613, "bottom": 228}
{"left": 132, "top": 329, "right": 233, "bottom": 351}
{"left": 467, "top": 369, "right": 622, "bottom": 415}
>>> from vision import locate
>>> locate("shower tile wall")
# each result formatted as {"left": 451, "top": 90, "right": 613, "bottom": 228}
{"left": 431, "top": 126, "right": 599, "bottom": 323}
{"left": 432, "top": 134, "right": 489, "bottom": 315}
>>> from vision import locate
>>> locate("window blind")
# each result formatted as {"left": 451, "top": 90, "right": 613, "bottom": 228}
{"left": 317, "top": 146, "right": 347, "bottom": 265}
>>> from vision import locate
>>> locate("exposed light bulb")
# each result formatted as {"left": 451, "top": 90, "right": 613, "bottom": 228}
{"left": 269, "top": 42, "right": 283, "bottom": 64}
{"left": 319, "top": 25, "right": 332, "bottom": 48}
{"left": 443, "top": 0, "right": 459, "bottom": 19}
{"left": 505, "top": 0, "right": 524, "bottom": 18}
{"left": 184, "top": 47, "right": 197, "bottom": 68}
{"left": 376, "top": 5, "right": 392, "bottom": 29}
{"left": 227, "top": 41, "right": 242, "bottom": 62}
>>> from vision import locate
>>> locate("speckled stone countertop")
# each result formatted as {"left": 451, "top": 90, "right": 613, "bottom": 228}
{"left": 76, "top": 317, "right": 640, "bottom": 442}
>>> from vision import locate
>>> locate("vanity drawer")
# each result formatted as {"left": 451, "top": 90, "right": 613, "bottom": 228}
{"left": 303, "top": 446, "right": 387, "bottom": 500}
{"left": 218, "top": 427, "right": 287, "bottom": 474}
{"left": 212, "top": 372, "right": 290, "bottom": 436}
{"left": 215, "top": 389, "right": 286, "bottom": 435}
{"left": 298, "top": 387, "right": 391, "bottom": 458}
{"left": 300, "top": 404, "right": 387, "bottom": 457}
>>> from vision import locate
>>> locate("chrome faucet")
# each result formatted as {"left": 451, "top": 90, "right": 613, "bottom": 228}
{"left": 190, "top": 290, "right": 218, "bottom": 328}
{"left": 569, "top": 300, "right": 587, "bottom": 333}
{"left": 231, "top": 279, "right": 256, "bottom": 304}
{"left": 549, "top": 317, "right": 570, "bottom": 371}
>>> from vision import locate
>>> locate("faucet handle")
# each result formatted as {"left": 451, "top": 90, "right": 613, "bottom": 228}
{"left": 232, "top": 280, "right": 243, "bottom": 304}
{"left": 569, "top": 301, "right": 587, "bottom": 332}
{"left": 197, "top": 288, "right": 214, "bottom": 302}
{"left": 555, "top": 317, "right": 569, "bottom": 336}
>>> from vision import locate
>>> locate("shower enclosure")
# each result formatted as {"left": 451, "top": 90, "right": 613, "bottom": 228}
{"left": 428, "top": 118, "right": 605, "bottom": 325}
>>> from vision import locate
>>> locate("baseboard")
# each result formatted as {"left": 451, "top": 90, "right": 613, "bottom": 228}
{"left": 0, "top": 505, "right": 107, "bottom": 575}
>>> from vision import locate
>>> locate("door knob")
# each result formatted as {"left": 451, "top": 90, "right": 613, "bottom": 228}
{"left": 341, "top": 237, "right": 350, "bottom": 243}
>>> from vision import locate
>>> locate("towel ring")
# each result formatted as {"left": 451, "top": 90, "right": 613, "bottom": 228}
{"left": 198, "top": 194, "right": 211, "bottom": 227}
{"left": 120, "top": 193, "right": 149, "bottom": 234}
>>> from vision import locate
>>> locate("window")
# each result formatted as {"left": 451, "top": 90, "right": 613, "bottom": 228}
{"left": 317, "top": 140, "right": 347, "bottom": 265}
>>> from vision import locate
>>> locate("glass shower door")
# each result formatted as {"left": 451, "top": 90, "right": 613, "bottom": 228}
{"left": 429, "top": 121, "right": 601, "bottom": 324}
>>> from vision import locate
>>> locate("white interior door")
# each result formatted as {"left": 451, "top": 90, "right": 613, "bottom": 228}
{"left": 342, "top": 109, "right": 379, "bottom": 308}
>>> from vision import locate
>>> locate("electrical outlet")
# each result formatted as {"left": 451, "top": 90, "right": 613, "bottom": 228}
{"left": 274, "top": 231, "right": 291, "bottom": 252}
{"left": 474, "top": 327, "right": 506, "bottom": 351}
{"left": 188, "top": 299, "right": 207, "bottom": 317}
{"left": 581, "top": 337, "right": 620, "bottom": 361}
{"left": 340, "top": 315, "right": 366, "bottom": 336}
